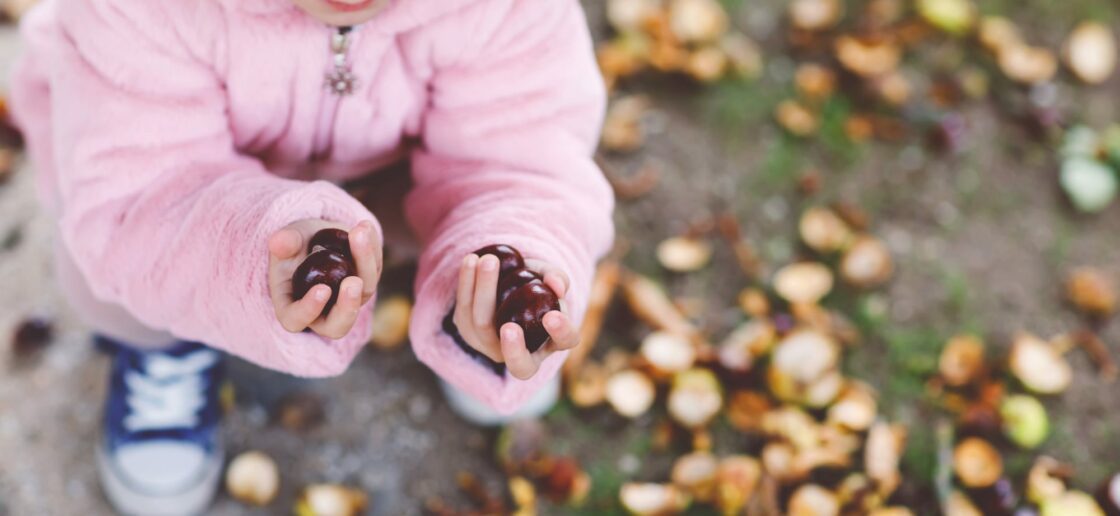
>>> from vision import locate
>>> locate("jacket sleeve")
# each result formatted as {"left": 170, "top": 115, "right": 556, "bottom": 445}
{"left": 405, "top": 0, "right": 615, "bottom": 413}
{"left": 46, "top": 0, "right": 379, "bottom": 376}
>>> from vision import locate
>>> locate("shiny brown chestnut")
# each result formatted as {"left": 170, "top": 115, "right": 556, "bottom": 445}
{"left": 497, "top": 267, "right": 544, "bottom": 306}
{"left": 292, "top": 249, "right": 356, "bottom": 316}
{"left": 307, "top": 228, "right": 351, "bottom": 256}
{"left": 473, "top": 244, "right": 525, "bottom": 274}
{"left": 496, "top": 281, "right": 561, "bottom": 353}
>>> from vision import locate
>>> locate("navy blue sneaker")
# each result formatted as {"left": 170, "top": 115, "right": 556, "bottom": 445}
{"left": 95, "top": 337, "right": 224, "bottom": 516}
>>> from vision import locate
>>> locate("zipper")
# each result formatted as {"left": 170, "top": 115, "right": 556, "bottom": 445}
{"left": 311, "top": 26, "right": 359, "bottom": 162}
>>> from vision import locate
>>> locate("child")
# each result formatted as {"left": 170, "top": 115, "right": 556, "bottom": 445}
{"left": 9, "top": 0, "right": 614, "bottom": 513}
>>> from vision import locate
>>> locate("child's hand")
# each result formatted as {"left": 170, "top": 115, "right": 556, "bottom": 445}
{"left": 268, "top": 219, "right": 382, "bottom": 339}
{"left": 453, "top": 253, "right": 580, "bottom": 380}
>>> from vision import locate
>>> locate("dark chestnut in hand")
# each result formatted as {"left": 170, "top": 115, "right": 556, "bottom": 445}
{"left": 496, "top": 282, "right": 561, "bottom": 353}
{"left": 291, "top": 229, "right": 357, "bottom": 317}
{"left": 307, "top": 228, "right": 351, "bottom": 256}
{"left": 497, "top": 267, "right": 543, "bottom": 306}
{"left": 473, "top": 244, "right": 525, "bottom": 275}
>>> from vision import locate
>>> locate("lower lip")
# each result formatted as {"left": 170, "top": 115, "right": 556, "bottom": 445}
{"left": 324, "top": 0, "right": 374, "bottom": 12}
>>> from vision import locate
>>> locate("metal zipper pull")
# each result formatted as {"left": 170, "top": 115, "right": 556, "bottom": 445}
{"left": 324, "top": 26, "right": 357, "bottom": 96}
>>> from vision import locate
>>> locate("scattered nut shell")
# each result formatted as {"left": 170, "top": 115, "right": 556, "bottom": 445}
{"left": 1009, "top": 333, "right": 1072, "bottom": 395}
{"left": 840, "top": 236, "right": 893, "bottom": 288}
{"left": 939, "top": 335, "right": 986, "bottom": 387}
{"left": 641, "top": 331, "right": 697, "bottom": 375}
{"left": 979, "top": 16, "right": 1021, "bottom": 55}
{"left": 657, "top": 237, "right": 713, "bottom": 272}
{"left": 670, "top": 452, "right": 718, "bottom": 502}
{"left": 1040, "top": 490, "right": 1105, "bottom": 516}
{"left": 668, "top": 0, "right": 728, "bottom": 43}
{"left": 619, "top": 483, "right": 691, "bottom": 515}
{"left": 226, "top": 451, "right": 280, "bottom": 507}
{"left": 775, "top": 100, "right": 820, "bottom": 137}
{"left": 916, "top": 0, "right": 975, "bottom": 35}
{"left": 1027, "top": 456, "right": 1068, "bottom": 504}
{"left": 795, "top": 64, "right": 838, "bottom": 101}
{"left": 1066, "top": 267, "right": 1116, "bottom": 317}
{"left": 295, "top": 484, "right": 368, "bottom": 516}
{"left": 799, "top": 207, "right": 851, "bottom": 253}
{"left": 953, "top": 437, "right": 1003, "bottom": 488}
{"left": 667, "top": 368, "right": 723, "bottom": 429}
{"left": 827, "top": 382, "right": 878, "bottom": 432}
{"left": 717, "top": 320, "right": 775, "bottom": 373}
{"left": 835, "top": 35, "right": 902, "bottom": 77}
{"left": 788, "top": 484, "right": 840, "bottom": 516}
{"left": 865, "top": 422, "right": 906, "bottom": 497}
{"left": 1000, "top": 394, "right": 1050, "bottom": 449}
{"left": 998, "top": 44, "right": 1058, "bottom": 85}
{"left": 721, "top": 33, "right": 764, "bottom": 79}
{"left": 608, "top": 0, "right": 659, "bottom": 32}
{"left": 567, "top": 362, "right": 609, "bottom": 408}
{"left": 727, "top": 391, "right": 772, "bottom": 432}
{"left": 713, "top": 456, "right": 761, "bottom": 515}
{"left": 685, "top": 46, "right": 728, "bottom": 82}
{"left": 738, "top": 287, "right": 770, "bottom": 318}
{"left": 774, "top": 262, "right": 834, "bottom": 305}
{"left": 368, "top": 296, "right": 411, "bottom": 349}
{"left": 602, "top": 95, "right": 651, "bottom": 153}
{"left": 789, "top": 0, "right": 842, "bottom": 31}
{"left": 1064, "top": 22, "right": 1117, "bottom": 85}
{"left": 606, "top": 369, "right": 657, "bottom": 418}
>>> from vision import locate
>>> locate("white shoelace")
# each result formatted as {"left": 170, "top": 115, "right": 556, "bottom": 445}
{"left": 123, "top": 350, "right": 219, "bottom": 433}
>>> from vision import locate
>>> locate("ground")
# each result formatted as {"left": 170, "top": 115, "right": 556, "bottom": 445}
{"left": 2, "top": 2, "right": 1120, "bottom": 515}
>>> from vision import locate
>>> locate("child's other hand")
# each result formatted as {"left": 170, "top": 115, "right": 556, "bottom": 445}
{"left": 268, "top": 219, "right": 382, "bottom": 339}
{"left": 453, "top": 253, "right": 580, "bottom": 380}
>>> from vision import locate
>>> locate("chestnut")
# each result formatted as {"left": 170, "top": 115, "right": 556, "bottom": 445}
{"left": 496, "top": 282, "right": 560, "bottom": 352}
{"left": 291, "top": 249, "right": 356, "bottom": 316}
{"left": 307, "top": 228, "right": 351, "bottom": 256}
{"left": 497, "top": 267, "right": 543, "bottom": 306}
{"left": 473, "top": 244, "right": 525, "bottom": 274}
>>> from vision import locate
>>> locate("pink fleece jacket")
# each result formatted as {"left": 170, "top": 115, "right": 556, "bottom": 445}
{"left": 9, "top": 0, "right": 614, "bottom": 413}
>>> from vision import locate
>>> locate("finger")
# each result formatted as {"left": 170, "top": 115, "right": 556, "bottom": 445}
{"left": 471, "top": 255, "right": 500, "bottom": 330}
{"left": 541, "top": 311, "right": 580, "bottom": 351}
{"left": 500, "top": 323, "right": 539, "bottom": 380}
{"left": 453, "top": 255, "right": 504, "bottom": 363}
{"left": 525, "top": 259, "right": 570, "bottom": 297}
{"left": 349, "top": 221, "right": 382, "bottom": 301}
{"left": 278, "top": 284, "right": 331, "bottom": 333}
{"left": 456, "top": 254, "right": 479, "bottom": 315}
{"left": 454, "top": 255, "right": 480, "bottom": 346}
{"left": 269, "top": 227, "right": 305, "bottom": 260}
{"left": 311, "top": 276, "right": 364, "bottom": 339}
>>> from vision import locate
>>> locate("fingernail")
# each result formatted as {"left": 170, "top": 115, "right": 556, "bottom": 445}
{"left": 502, "top": 326, "right": 518, "bottom": 341}
{"left": 464, "top": 254, "right": 478, "bottom": 267}
{"left": 348, "top": 284, "right": 361, "bottom": 297}
{"left": 545, "top": 314, "right": 561, "bottom": 329}
{"left": 315, "top": 287, "right": 330, "bottom": 301}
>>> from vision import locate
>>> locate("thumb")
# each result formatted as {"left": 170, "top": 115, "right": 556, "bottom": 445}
{"left": 269, "top": 227, "right": 304, "bottom": 260}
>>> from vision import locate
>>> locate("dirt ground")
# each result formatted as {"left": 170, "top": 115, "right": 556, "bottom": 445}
{"left": 2, "top": 2, "right": 1120, "bottom": 515}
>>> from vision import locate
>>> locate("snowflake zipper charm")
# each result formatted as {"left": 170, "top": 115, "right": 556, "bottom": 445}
{"left": 325, "top": 27, "right": 357, "bottom": 96}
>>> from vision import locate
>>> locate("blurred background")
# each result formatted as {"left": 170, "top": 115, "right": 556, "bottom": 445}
{"left": 2, "top": 0, "right": 1120, "bottom": 514}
